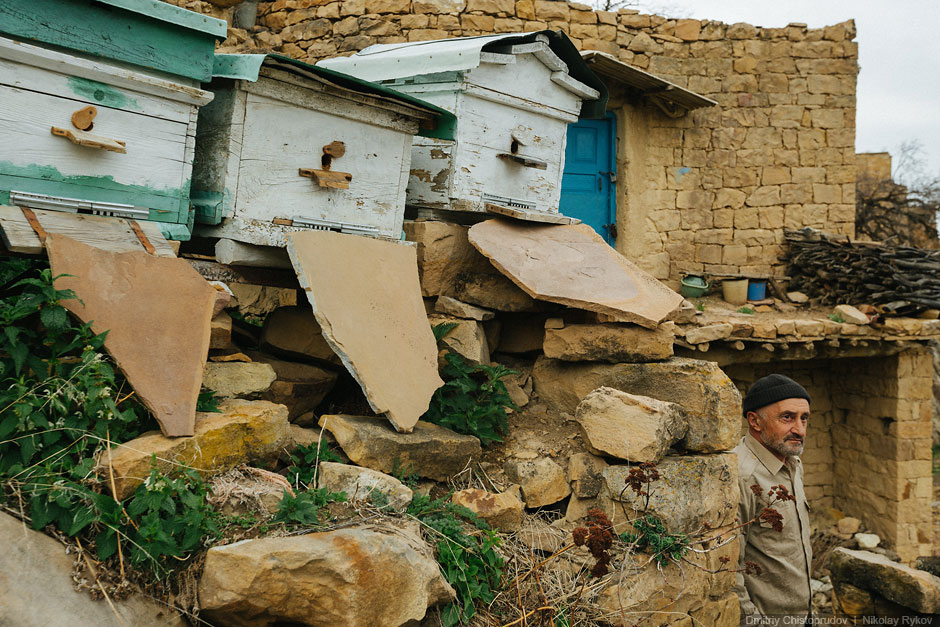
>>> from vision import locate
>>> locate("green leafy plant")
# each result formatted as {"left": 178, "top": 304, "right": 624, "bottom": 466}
{"left": 423, "top": 352, "right": 516, "bottom": 446}
{"left": 228, "top": 310, "right": 264, "bottom": 327}
{"left": 286, "top": 441, "right": 342, "bottom": 488}
{"left": 737, "top": 306, "right": 755, "bottom": 315}
{"left": 695, "top": 300, "right": 705, "bottom": 312}
{"left": 196, "top": 388, "right": 222, "bottom": 413}
{"left": 392, "top": 457, "right": 420, "bottom": 490}
{"left": 829, "top": 312, "right": 846, "bottom": 323}
{"left": 272, "top": 487, "right": 346, "bottom": 526}
{"left": 408, "top": 493, "right": 503, "bottom": 627}
{"left": 432, "top": 321, "right": 459, "bottom": 342}
{"left": 627, "top": 514, "right": 690, "bottom": 567}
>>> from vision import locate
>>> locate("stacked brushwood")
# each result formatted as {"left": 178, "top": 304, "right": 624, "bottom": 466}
{"left": 784, "top": 227, "right": 940, "bottom": 316}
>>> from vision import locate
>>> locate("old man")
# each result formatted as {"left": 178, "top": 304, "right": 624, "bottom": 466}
{"left": 733, "top": 374, "right": 813, "bottom": 623}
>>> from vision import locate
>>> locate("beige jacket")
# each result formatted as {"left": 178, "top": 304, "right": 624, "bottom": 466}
{"left": 733, "top": 433, "right": 813, "bottom": 619}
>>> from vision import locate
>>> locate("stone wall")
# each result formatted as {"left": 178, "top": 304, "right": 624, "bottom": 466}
{"left": 726, "top": 348, "right": 934, "bottom": 563}
{"left": 165, "top": 0, "right": 859, "bottom": 283}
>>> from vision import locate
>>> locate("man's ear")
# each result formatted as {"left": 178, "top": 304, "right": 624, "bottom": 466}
{"left": 746, "top": 411, "right": 763, "bottom": 432}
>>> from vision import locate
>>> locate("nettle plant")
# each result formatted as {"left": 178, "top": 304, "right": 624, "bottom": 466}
{"left": 0, "top": 259, "right": 218, "bottom": 576}
{"left": 423, "top": 323, "right": 517, "bottom": 445}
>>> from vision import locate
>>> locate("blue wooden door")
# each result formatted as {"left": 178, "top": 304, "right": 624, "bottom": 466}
{"left": 560, "top": 113, "right": 616, "bottom": 243}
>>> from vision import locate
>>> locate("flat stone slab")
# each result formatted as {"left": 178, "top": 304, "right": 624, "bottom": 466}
{"left": 468, "top": 221, "right": 683, "bottom": 329}
{"left": 319, "top": 414, "right": 481, "bottom": 482}
{"left": 99, "top": 400, "right": 291, "bottom": 499}
{"left": 830, "top": 547, "right": 940, "bottom": 613}
{"left": 287, "top": 231, "right": 443, "bottom": 432}
{"left": 47, "top": 234, "right": 216, "bottom": 436}
{"left": 543, "top": 323, "right": 674, "bottom": 362}
{"left": 202, "top": 362, "right": 276, "bottom": 398}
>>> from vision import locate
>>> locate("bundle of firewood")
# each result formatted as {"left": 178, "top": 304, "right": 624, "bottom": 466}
{"left": 784, "top": 228, "right": 940, "bottom": 316}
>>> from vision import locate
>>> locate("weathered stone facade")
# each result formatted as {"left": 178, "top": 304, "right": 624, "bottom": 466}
{"left": 166, "top": 0, "right": 859, "bottom": 284}
{"left": 726, "top": 347, "right": 934, "bottom": 563}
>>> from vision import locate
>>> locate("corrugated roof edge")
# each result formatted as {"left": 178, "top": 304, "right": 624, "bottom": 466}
{"left": 211, "top": 53, "right": 457, "bottom": 141}
{"left": 95, "top": 0, "right": 227, "bottom": 39}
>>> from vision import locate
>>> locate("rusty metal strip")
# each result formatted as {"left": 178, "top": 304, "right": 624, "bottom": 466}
{"left": 127, "top": 220, "right": 156, "bottom": 255}
{"left": 20, "top": 206, "right": 48, "bottom": 245}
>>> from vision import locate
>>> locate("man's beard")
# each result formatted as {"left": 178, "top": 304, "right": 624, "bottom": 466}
{"left": 761, "top": 433, "right": 804, "bottom": 458}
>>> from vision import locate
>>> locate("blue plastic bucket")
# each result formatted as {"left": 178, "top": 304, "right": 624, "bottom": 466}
{"left": 747, "top": 280, "right": 767, "bottom": 301}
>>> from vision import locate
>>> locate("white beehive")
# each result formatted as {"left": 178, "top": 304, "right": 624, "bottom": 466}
{"left": 319, "top": 31, "right": 606, "bottom": 218}
{"left": 191, "top": 54, "right": 455, "bottom": 248}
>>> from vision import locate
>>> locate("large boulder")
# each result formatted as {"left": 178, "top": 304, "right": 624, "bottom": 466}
{"left": 575, "top": 388, "right": 687, "bottom": 462}
{"left": 543, "top": 323, "right": 674, "bottom": 363}
{"left": 318, "top": 414, "right": 481, "bottom": 482}
{"left": 601, "top": 454, "right": 739, "bottom": 535}
{"left": 504, "top": 457, "right": 571, "bottom": 508}
{"left": 0, "top": 512, "right": 186, "bottom": 626}
{"left": 203, "top": 362, "right": 277, "bottom": 399}
{"left": 533, "top": 357, "right": 741, "bottom": 453}
{"left": 317, "top": 462, "right": 413, "bottom": 512}
{"left": 100, "top": 400, "right": 291, "bottom": 499}
{"left": 199, "top": 525, "right": 455, "bottom": 626}
{"left": 830, "top": 548, "right": 940, "bottom": 613}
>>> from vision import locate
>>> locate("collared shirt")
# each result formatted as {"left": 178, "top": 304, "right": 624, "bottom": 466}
{"left": 733, "top": 433, "right": 813, "bottom": 619}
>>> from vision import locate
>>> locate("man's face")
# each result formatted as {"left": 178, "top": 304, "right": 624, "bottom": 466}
{"left": 748, "top": 398, "right": 810, "bottom": 460}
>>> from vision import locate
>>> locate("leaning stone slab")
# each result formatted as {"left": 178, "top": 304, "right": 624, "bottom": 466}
{"left": 452, "top": 487, "right": 524, "bottom": 531}
{"left": 317, "top": 462, "right": 413, "bottom": 512}
{"left": 575, "top": 388, "right": 687, "bottom": 463}
{"left": 533, "top": 357, "right": 741, "bottom": 453}
{"left": 602, "top": 453, "right": 739, "bottom": 534}
{"left": 468, "top": 221, "right": 683, "bottom": 328}
{"left": 99, "top": 400, "right": 291, "bottom": 499}
{"left": 199, "top": 525, "right": 455, "bottom": 627}
{"left": 47, "top": 234, "right": 216, "bottom": 437}
{"left": 830, "top": 547, "right": 940, "bottom": 613}
{"left": 319, "top": 414, "right": 481, "bottom": 482}
{"left": 202, "top": 362, "right": 276, "bottom": 399}
{"left": 0, "top": 511, "right": 186, "bottom": 626}
{"left": 543, "top": 323, "right": 674, "bottom": 362}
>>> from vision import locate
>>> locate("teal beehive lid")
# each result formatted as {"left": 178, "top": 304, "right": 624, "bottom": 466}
{"left": 0, "top": 0, "right": 227, "bottom": 82}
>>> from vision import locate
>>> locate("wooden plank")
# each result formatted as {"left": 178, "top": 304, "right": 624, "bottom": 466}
{"left": 485, "top": 203, "right": 580, "bottom": 225}
{"left": 299, "top": 168, "right": 352, "bottom": 190}
{"left": 0, "top": 205, "right": 176, "bottom": 256}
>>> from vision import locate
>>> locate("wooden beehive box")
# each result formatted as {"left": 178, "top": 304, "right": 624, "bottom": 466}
{"left": 0, "top": 0, "right": 224, "bottom": 241}
{"left": 319, "top": 32, "right": 606, "bottom": 219}
{"left": 191, "top": 55, "right": 455, "bottom": 249}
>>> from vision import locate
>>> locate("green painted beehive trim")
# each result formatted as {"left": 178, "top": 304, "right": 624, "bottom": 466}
{"left": 0, "top": 0, "right": 226, "bottom": 82}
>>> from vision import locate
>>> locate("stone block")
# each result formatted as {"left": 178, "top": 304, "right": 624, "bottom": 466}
{"left": 429, "top": 314, "right": 490, "bottom": 364}
{"left": 210, "top": 312, "right": 233, "bottom": 349}
{"left": 452, "top": 487, "right": 524, "bottom": 531}
{"left": 435, "top": 295, "right": 495, "bottom": 320}
{"left": 834, "top": 304, "right": 869, "bottom": 325}
{"left": 575, "top": 388, "right": 687, "bottom": 463}
{"left": 568, "top": 452, "right": 608, "bottom": 498}
{"left": 403, "top": 220, "right": 492, "bottom": 297}
{"left": 542, "top": 323, "right": 674, "bottom": 363}
{"left": 533, "top": 357, "right": 742, "bottom": 452}
{"left": 203, "top": 362, "right": 277, "bottom": 399}
{"left": 317, "top": 461, "right": 413, "bottom": 511}
{"left": 100, "top": 400, "right": 291, "bottom": 499}
{"left": 602, "top": 453, "right": 739, "bottom": 534}
{"left": 685, "top": 323, "right": 733, "bottom": 344}
{"left": 534, "top": 0, "right": 567, "bottom": 20}
{"left": 504, "top": 457, "right": 570, "bottom": 508}
{"left": 830, "top": 548, "right": 940, "bottom": 613}
{"left": 260, "top": 306, "right": 340, "bottom": 364}
{"left": 319, "top": 414, "right": 481, "bottom": 482}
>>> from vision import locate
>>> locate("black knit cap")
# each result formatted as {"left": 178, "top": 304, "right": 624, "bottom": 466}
{"left": 742, "top": 374, "right": 811, "bottom": 415}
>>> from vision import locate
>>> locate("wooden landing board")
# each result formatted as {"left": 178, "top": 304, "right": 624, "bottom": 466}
{"left": 0, "top": 205, "right": 176, "bottom": 257}
{"left": 485, "top": 203, "right": 580, "bottom": 225}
